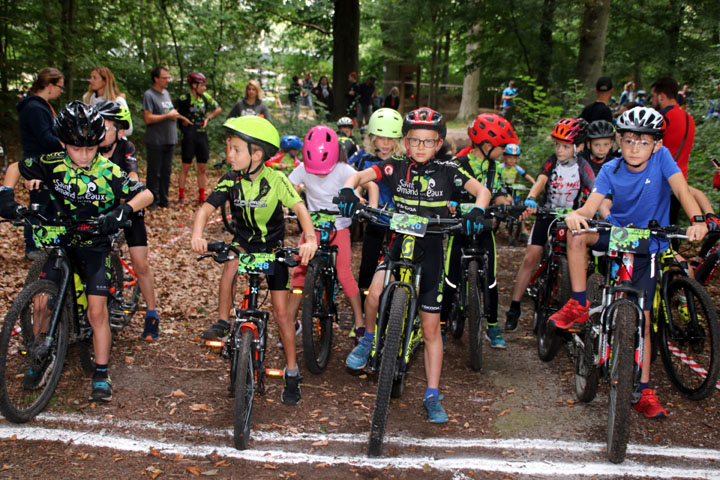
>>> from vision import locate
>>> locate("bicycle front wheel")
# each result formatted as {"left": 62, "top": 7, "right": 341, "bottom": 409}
{"left": 0, "top": 280, "right": 70, "bottom": 423}
{"left": 466, "top": 260, "right": 484, "bottom": 371}
{"left": 234, "top": 329, "right": 255, "bottom": 450}
{"left": 301, "top": 258, "right": 334, "bottom": 374}
{"left": 607, "top": 300, "right": 637, "bottom": 464}
{"left": 658, "top": 276, "right": 720, "bottom": 400}
{"left": 368, "top": 287, "right": 408, "bottom": 457}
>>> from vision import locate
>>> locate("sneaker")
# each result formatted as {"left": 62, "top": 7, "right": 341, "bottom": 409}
{"left": 141, "top": 316, "right": 160, "bottom": 341}
{"left": 281, "top": 371, "right": 302, "bottom": 406}
{"left": 505, "top": 309, "right": 520, "bottom": 332}
{"left": 423, "top": 395, "right": 448, "bottom": 423}
{"left": 89, "top": 378, "right": 113, "bottom": 402}
{"left": 178, "top": 197, "right": 185, "bottom": 205}
{"left": 633, "top": 388, "right": 667, "bottom": 418}
{"left": 201, "top": 320, "right": 230, "bottom": 340}
{"left": 485, "top": 324, "right": 507, "bottom": 349}
{"left": 346, "top": 336, "right": 372, "bottom": 370}
{"left": 548, "top": 298, "right": 589, "bottom": 330}
{"left": 22, "top": 362, "right": 49, "bottom": 390}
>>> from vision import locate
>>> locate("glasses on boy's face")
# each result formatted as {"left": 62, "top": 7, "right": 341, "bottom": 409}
{"left": 621, "top": 137, "right": 654, "bottom": 150}
{"left": 406, "top": 137, "right": 439, "bottom": 148}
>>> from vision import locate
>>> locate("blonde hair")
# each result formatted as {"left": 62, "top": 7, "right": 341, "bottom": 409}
{"left": 83, "top": 66, "right": 125, "bottom": 104}
{"left": 390, "top": 86, "right": 399, "bottom": 96}
{"left": 363, "top": 134, "right": 405, "bottom": 156}
{"left": 28, "top": 67, "right": 63, "bottom": 95}
{"left": 245, "top": 79, "right": 263, "bottom": 100}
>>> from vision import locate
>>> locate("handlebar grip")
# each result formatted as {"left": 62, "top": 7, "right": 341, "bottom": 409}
{"left": 332, "top": 196, "right": 341, "bottom": 204}
{"left": 207, "top": 241, "right": 225, "bottom": 252}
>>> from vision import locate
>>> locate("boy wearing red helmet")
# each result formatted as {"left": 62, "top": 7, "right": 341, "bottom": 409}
{"left": 336, "top": 107, "right": 491, "bottom": 423}
{"left": 505, "top": 118, "right": 595, "bottom": 331}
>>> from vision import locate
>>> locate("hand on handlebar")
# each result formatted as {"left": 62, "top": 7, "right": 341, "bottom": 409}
{"left": 686, "top": 222, "right": 708, "bottom": 243}
{"left": 0, "top": 187, "right": 21, "bottom": 220}
{"left": 298, "top": 239, "right": 317, "bottom": 265}
{"left": 191, "top": 237, "right": 208, "bottom": 254}
{"left": 335, "top": 187, "right": 361, "bottom": 218}
{"left": 99, "top": 203, "right": 133, "bottom": 235}
{"left": 461, "top": 206, "right": 486, "bottom": 235}
{"left": 565, "top": 211, "right": 589, "bottom": 234}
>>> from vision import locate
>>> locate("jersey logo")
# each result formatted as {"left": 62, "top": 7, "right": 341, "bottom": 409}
{"left": 645, "top": 178, "right": 651, "bottom": 184}
{"left": 384, "top": 165, "right": 394, "bottom": 176}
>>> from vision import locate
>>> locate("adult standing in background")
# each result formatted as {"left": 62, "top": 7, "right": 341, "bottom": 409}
{"left": 384, "top": 87, "right": 400, "bottom": 110}
{"left": 619, "top": 81, "right": 635, "bottom": 106}
{"left": 580, "top": 76, "right": 613, "bottom": 124}
{"left": 301, "top": 72, "right": 314, "bottom": 114}
{"left": 227, "top": 80, "right": 272, "bottom": 121}
{"left": 312, "top": 75, "right": 334, "bottom": 118}
{"left": 83, "top": 66, "right": 133, "bottom": 136}
{"left": 143, "top": 66, "right": 185, "bottom": 209}
{"left": 501, "top": 80, "right": 518, "bottom": 118}
{"left": 345, "top": 71, "right": 360, "bottom": 118}
{"left": 356, "top": 76, "right": 377, "bottom": 127}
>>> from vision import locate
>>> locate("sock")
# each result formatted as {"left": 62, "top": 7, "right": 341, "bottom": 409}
{"left": 178, "top": 188, "right": 185, "bottom": 199}
{"left": 364, "top": 330, "right": 375, "bottom": 341}
{"left": 285, "top": 367, "right": 299, "bottom": 377}
{"left": 638, "top": 382, "right": 650, "bottom": 392}
{"left": 572, "top": 291, "right": 587, "bottom": 305}
{"left": 93, "top": 364, "right": 109, "bottom": 382}
{"left": 424, "top": 387, "right": 439, "bottom": 400}
{"left": 145, "top": 309, "right": 158, "bottom": 320}
{"left": 199, "top": 188, "right": 206, "bottom": 202}
{"left": 509, "top": 300, "right": 521, "bottom": 313}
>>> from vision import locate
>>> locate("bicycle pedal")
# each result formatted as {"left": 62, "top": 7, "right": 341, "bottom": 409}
{"left": 338, "top": 313, "right": 354, "bottom": 330}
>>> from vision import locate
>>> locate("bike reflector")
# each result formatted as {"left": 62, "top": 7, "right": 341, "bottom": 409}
{"left": 204, "top": 340, "right": 224, "bottom": 348}
{"left": 265, "top": 368, "right": 283, "bottom": 377}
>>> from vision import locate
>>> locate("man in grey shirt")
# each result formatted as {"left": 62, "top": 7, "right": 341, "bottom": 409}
{"left": 142, "top": 66, "right": 186, "bottom": 208}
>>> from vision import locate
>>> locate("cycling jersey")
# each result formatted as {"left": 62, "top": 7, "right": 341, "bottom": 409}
{"left": 499, "top": 163, "right": 526, "bottom": 185}
{"left": 108, "top": 139, "right": 138, "bottom": 174}
{"left": 538, "top": 154, "right": 595, "bottom": 210}
{"left": 174, "top": 91, "right": 219, "bottom": 133}
{"left": 206, "top": 167, "right": 302, "bottom": 248}
{"left": 337, "top": 135, "right": 358, "bottom": 159}
{"left": 105, "top": 139, "right": 146, "bottom": 246}
{"left": 578, "top": 148, "right": 619, "bottom": 177}
{"left": 454, "top": 153, "right": 505, "bottom": 203}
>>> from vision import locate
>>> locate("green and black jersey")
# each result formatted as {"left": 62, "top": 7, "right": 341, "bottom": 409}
{"left": 206, "top": 167, "right": 303, "bottom": 248}
{"left": 453, "top": 152, "right": 506, "bottom": 204}
{"left": 174, "top": 91, "right": 219, "bottom": 132}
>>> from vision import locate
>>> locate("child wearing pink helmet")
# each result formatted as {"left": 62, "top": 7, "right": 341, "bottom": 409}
{"left": 286, "top": 125, "right": 379, "bottom": 339}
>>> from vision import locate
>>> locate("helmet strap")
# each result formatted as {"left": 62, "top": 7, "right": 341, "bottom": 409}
{"left": 241, "top": 151, "right": 264, "bottom": 180}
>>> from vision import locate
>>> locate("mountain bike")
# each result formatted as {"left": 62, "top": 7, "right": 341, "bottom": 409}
{"left": 300, "top": 210, "right": 340, "bottom": 374}
{"left": 198, "top": 242, "right": 299, "bottom": 450}
{"left": 493, "top": 184, "right": 528, "bottom": 246}
{"left": 0, "top": 209, "right": 130, "bottom": 422}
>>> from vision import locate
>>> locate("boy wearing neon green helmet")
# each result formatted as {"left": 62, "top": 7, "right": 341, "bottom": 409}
{"left": 190, "top": 115, "right": 318, "bottom": 406}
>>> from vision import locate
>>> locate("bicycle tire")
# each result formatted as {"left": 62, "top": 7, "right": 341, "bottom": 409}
{"left": 0, "top": 280, "right": 70, "bottom": 423}
{"left": 301, "top": 258, "right": 334, "bottom": 374}
{"left": 607, "top": 300, "right": 637, "bottom": 464}
{"left": 234, "top": 329, "right": 255, "bottom": 450}
{"left": 575, "top": 273, "right": 603, "bottom": 402}
{"left": 368, "top": 288, "right": 408, "bottom": 457}
{"left": 221, "top": 199, "right": 236, "bottom": 235}
{"left": 536, "top": 263, "right": 563, "bottom": 362}
{"left": 658, "top": 276, "right": 720, "bottom": 400}
{"left": 467, "top": 260, "right": 484, "bottom": 371}
{"left": 24, "top": 251, "right": 49, "bottom": 287}
{"left": 448, "top": 298, "right": 464, "bottom": 340}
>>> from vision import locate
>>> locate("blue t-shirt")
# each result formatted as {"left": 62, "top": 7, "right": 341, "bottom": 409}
{"left": 592, "top": 146, "right": 681, "bottom": 252}
{"left": 502, "top": 87, "right": 517, "bottom": 108}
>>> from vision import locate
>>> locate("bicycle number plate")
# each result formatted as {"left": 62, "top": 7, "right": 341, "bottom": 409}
{"left": 390, "top": 213, "right": 428, "bottom": 237}
{"left": 32, "top": 225, "right": 68, "bottom": 248}
{"left": 608, "top": 226, "right": 650, "bottom": 253}
{"left": 310, "top": 211, "right": 335, "bottom": 231}
{"left": 237, "top": 252, "right": 275, "bottom": 274}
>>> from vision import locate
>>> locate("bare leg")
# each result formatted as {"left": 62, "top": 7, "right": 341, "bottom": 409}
{"left": 128, "top": 246, "right": 156, "bottom": 310}
{"left": 421, "top": 311, "right": 442, "bottom": 389}
{"left": 511, "top": 245, "right": 543, "bottom": 302}
{"left": 271, "top": 290, "right": 296, "bottom": 370}
{"left": 87, "top": 295, "right": 111, "bottom": 365}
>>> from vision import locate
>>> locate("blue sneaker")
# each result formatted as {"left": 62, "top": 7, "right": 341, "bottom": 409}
{"left": 346, "top": 336, "right": 372, "bottom": 370}
{"left": 423, "top": 395, "right": 448, "bottom": 423}
{"left": 486, "top": 324, "right": 507, "bottom": 349}
{"left": 141, "top": 316, "right": 160, "bottom": 341}
{"left": 89, "top": 378, "right": 112, "bottom": 402}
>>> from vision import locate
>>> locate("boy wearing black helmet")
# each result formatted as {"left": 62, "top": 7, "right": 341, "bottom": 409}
{"left": 559, "top": 106, "right": 707, "bottom": 418}
{"left": 0, "top": 101, "right": 154, "bottom": 402}
{"left": 579, "top": 119, "right": 619, "bottom": 176}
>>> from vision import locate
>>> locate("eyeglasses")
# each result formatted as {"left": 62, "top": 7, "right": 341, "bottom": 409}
{"left": 621, "top": 137, "right": 654, "bottom": 150}
{"left": 406, "top": 137, "right": 439, "bottom": 148}
{"left": 54, "top": 83, "right": 65, "bottom": 92}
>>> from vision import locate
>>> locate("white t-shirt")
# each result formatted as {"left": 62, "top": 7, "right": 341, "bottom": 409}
{"left": 288, "top": 162, "right": 355, "bottom": 230}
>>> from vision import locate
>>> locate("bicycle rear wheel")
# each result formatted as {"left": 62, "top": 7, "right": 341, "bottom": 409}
{"left": 536, "top": 261, "right": 564, "bottom": 361}
{"left": 368, "top": 288, "right": 408, "bottom": 457}
{"left": 607, "top": 300, "right": 637, "bottom": 464}
{"left": 466, "top": 260, "right": 484, "bottom": 371}
{"left": 221, "top": 199, "right": 236, "bottom": 235}
{"left": 234, "top": 329, "right": 255, "bottom": 450}
{"left": 0, "top": 280, "right": 70, "bottom": 423}
{"left": 301, "top": 258, "right": 335, "bottom": 374}
{"left": 658, "top": 276, "right": 720, "bottom": 400}
{"left": 575, "top": 273, "right": 603, "bottom": 403}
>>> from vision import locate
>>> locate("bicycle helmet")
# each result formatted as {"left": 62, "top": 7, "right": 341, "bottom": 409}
{"left": 336, "top": 116, "right": 354, "bottom": 128}
{"left": 504, "top": 144, "right": 521, "bottom": 156}
{"left": 368, "top": 108, "right": 403, "bottom": 138}
{"left": 550, "top": 117, "right": 587, "bottom": 145}
{"left": 468, "top": 113, "right": 519, "bottom": 148}
{"left": 616, "top": 106, "right": 666, "bottom": 139}
{"left": 280, "top": 135, "right": 303, "bottom": 151}
{"left": 95, "top": 100, "right": 132, "bottom": 130}
{"left": 586, "top": 119, "right": 616, "bottom": 139}
{"left": 187, "top": 72, "right": 207, "bottom": 85}
{"left": 303, "top": 125, "right": 339, "bottom": 175}
{"left": 55, "top": 101, "right": 106, "bottom": 147}
{"left": 223, "top": 115, "right": 280, "bottom": 160}
{"left": 402, "top": 107, "right": 447, "bottom": 139}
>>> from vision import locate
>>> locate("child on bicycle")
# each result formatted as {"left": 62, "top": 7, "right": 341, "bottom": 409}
{"left": 442, "top": 113, "right": 521, "bottom": 349}
{"left": 95, "top": 100, "right": 160, "bottom": 341}
{"left": 336, "top": 107, "right": 491, "bottom": 423}
{"left": 505, "top": 118, "right": 595, "bottom": 331}
{"left": 190, "top": 115, "right": 318, "bottom": 406}
{"left": 286, "top": 125, "right": 378, "bottom": 338}
{"left": 558, "top": 106, "right": 707, "bottom": 418}
{"left": 265, "top": 135, "right": 303, "bottom": 172}
{"left": 0, "top": 101, "right": 154, "bottom": 402}
{"left": 499, "top": 143, "right": 534, "bottom": 241}
{"left": 579, "top": 120, "right": 619, "bottom": 176}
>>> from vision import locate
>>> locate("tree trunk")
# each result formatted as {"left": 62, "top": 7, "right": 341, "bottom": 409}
{"left": 536, "top": 0, "right": 556, "bottom": 88}
{"left": 158, "top": 0, "right": 183, "bottom": 86}
{"left": 0, "top": 0, "right": 9, "bottom": 92}
{"left": 575, "top": 0, "right": 611, "bottom": 103}
{"left": 332, "top": 0, "right": 359, "bottom": 119}
{"left": 60, "top": 0, "right": 76, "bottom": 99}
{"left": 441, "top": 30, "right": 451, "bottom": 85}
{"left": 457, "top": 23, "right": 481, "bottom": 121}
{"left": 666, "top": 0, "right": 682, "bottom": 73}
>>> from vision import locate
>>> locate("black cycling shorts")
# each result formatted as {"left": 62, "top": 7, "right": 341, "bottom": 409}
{"left": 123, "top": 210, "right": 148, "bottom": 247}
{"left": 528, "top": 214, "right": 559, "bottom": 247}
{"left": 181, "top": 129, "right": 210, "bottom": 164}
{"left": 40, "top": 246, "right": 112, "bottom": 297}
{"left": 377, "top": 234, "right": 444, "bottom": 313}
{"left": 231, "top": 239, "right": 289, "bottom": 291}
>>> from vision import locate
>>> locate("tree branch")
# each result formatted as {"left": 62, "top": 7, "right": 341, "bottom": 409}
{"left": 266, "top": 8, "right": 330, "bottom": 35}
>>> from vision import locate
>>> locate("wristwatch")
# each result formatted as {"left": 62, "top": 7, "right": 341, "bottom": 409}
{"left": 692, "top": 215, "right": 705, "bottom": 224}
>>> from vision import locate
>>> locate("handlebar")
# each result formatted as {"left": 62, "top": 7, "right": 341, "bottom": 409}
{"left": 12, "top": 206, "right": 132, "bottom": 232}
{"left": 570, "top": 218, "right": 688, "bottom": 240}
{"left": 197, "top": 242, "right": 301, "bottom": 267}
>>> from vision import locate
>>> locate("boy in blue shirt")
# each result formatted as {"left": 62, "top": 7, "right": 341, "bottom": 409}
{"left": 557, "top": 107, "right": 707, "bottom": 418}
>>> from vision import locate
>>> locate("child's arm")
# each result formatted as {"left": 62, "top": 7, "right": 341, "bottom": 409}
{"left": 291, "top": 201, "right": 319, "bottom": 265}
{"left": 565, "top": 192, "right": 606, "bottom": 232}
{"left": 669, "top": 173, "right": 708, "bottom": 242}
{"left": 343, "top": 168, "right": 377, "bottom": 189}
{"left": 524, "top": 174, "right": 548, "bottom": 210}
{"left": 688, "top": 186, "right": 714, "bottom": 215}
{"left": 463, "top": 178, "right": 491, "bottom": 209}
{"left": 524, "top": 173, "right": 536, "bottom": 184}
{"left": 126, "top": 189, "right": 154, "bottom": 213}
{"left": 190, "top": 203, "right": 216, "bottom": 254}
{"left": 598, "top": 197, "right": 612, "bottom": 219}
{"left": 361, "top": 180, "right": 379, "bottom": 208}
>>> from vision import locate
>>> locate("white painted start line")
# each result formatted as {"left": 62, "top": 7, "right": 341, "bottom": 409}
{"left": 0, "top": 413, "right": 717, "bottom": 479}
